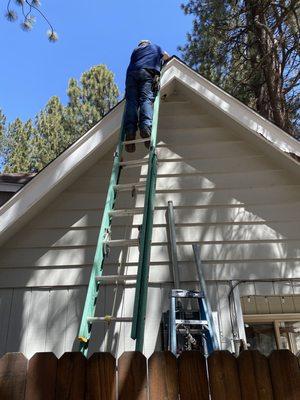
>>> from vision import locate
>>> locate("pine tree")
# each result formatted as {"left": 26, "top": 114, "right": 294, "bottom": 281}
{"left": 3, "top": 118, "right": 35, "bottom": 172}
{"left": 32, "top": 96, "right": 67, "bottom": 171}
{"left": 180, "top": 0, "right": 300, "bottom": 135}
{"left": 65, "top": 64, "right": 119, "bottom": 139}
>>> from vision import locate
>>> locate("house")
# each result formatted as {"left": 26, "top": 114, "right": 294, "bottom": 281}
{"left": 0, "top": 57, "right": 299, "bottom": 359}
{"left": 0, "top": 173, "right": 35, "bottom": 207}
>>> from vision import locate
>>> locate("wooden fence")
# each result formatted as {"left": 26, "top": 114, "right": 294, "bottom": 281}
{"left": 0, "top": 350, "right": 300, "bottom": 399}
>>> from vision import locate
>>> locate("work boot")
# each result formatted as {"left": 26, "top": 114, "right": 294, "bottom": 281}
{"left": 124, "top": 131, "right": 136, "bottom": 153}
{"left": 140, "top": 126, "right": 151, "bottom": 149}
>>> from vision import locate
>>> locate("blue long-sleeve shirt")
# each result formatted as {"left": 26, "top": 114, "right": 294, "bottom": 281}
{"left": 127, "top": 43, "right": 164, "bottom": 74}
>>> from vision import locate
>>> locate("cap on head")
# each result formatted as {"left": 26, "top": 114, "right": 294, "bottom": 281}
{"left": 138, "top": 39, "right": 151, "bottom": 46}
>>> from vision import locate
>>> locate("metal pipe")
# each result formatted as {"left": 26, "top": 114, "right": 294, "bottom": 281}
{"left": 193, "top": 244, "right": 219, "bottom": 350}
{"left": 166, "top": 200, "right": 180, "bottom": 289}
{"left": 169, "top": 295, "right": 177, "bottom": 354}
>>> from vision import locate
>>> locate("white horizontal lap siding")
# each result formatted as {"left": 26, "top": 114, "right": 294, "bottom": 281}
{"left": 5, "top": 220, "right": 300, "bottom": 250}
{"left": 149, "top": 94, "right": 300, "bottom": 284}
{"left": 0, "top": 150, "right": 115, "bottom": 263}
{"left": 129, "top": 92, "right": 299, "bottom": 353}
{"left": 0, "top": 267, "right": 91, "bottom": 288}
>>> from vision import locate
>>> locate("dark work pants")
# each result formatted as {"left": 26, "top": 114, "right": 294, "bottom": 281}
{"left": 124, "top": 69, "right": 155, "bottom": 137}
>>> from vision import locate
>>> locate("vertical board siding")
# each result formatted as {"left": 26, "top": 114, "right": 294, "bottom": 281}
{"left": 0, "top": 290, "right": 13, "bottom": 355}
{"left": 0, "top": 89, "right": 299, "bottom": 357}
{"left": 0, "top": 287, "right": 86, "bottom": 357}
{"left": 45, "top": 289, "right": 69, "bottom": 357}
{"left": 6, "top": 289, "right": 32, "bottom": 354}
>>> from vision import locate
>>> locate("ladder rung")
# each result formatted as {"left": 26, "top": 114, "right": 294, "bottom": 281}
{"left": 103, "top": 238, "right": 139, "bottom": 247}
{"left": 119, "top": 158, "right": 148, "bottom": 167}
{"left": 88, "top": 316, "right": 133, "bottom": 323}
{"left": 95, "top": 274, "right": 137, "bottom": 283}
{"left": 123, "top": 138, "right": 150, "bottom": 145}
{"left": 176, "top": 319, "right": 208, "bottom": 325}
{"left": 109, "top": 208, "right": 144, "bottom": 217}
{"left": 114, "top": 182, "right": 146, "bottom": 191}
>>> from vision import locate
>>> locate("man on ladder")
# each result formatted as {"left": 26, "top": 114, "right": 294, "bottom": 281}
{"left": 124, "top": 40, "right": 170, "bottom": 152}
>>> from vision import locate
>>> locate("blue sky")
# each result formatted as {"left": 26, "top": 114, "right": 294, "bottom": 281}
{"left": 0, "top": 0, "right": 193, "bottom": 124}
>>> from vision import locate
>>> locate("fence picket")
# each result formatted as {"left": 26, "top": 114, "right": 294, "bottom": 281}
{"left": 178, "top": 351, "right": 209, "bottom": 400}
{"left": 25, "top": 352, "right": 57, "bottom": 400}
{"left": 1, "top": 349, "right": 300, "bottom": 399}
{"left": 148, "top": 351, "right": 179, "bottom": 400}
{"left": 0, "top": 352, "right": 27, "bottom": 400}
{"left": 86, "top": 352, "right": 116, "bottom": 400}
{"left": 55, "top": 352, "right": 86, "bottom": 400}
{"left": 208, "top": 350, "right": 241, "bottom": 400}
{"left": 118, "top": 351, "right": 147, "bottom": 400}
{"left": 238, "top": 350, "right": 274, "bottom": 400}
{"left": 269, "top": 350, "right": 300, "bottom": 400}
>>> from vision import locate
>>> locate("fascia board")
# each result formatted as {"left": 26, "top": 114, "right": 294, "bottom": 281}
{"left": 165, "top": 58, "right": 300, "bottom": 158}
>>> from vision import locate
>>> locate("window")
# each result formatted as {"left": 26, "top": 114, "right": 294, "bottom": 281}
{"left": 278, "top": 321, "right": 300, "bottom": 354}
{"left": 245, "top": 323, "right": 277, "bottom": 356}
{"left": 244, "top": 318, "right": 300, "bottom": 356}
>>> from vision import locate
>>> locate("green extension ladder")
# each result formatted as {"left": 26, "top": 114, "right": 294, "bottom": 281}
{"left": 77, "top": 94, "right": 160, "bottom": 356}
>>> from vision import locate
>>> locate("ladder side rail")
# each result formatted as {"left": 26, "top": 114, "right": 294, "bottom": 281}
{"left": 131, "top": 94, "right": 160, "bottom": 350}
{"left": 77, "top": 105, "right": 126, "bottom": 354}
{"left": 130, "top": 138, "right": 154, "bottom": 342}
{"left": 134, "top": 152, "right": 158, "bottom": 351}
{"left": 192, "top": 244, "right": 220, "bottom": 350}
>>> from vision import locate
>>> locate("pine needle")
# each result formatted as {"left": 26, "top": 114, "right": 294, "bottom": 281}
{"left": 5, "top": 9, "right": 18, "bottom": 21}
{"left": 27, "top": 15, "right": 36, "bottom": 25}
{"left": 47, "top": 30, "right": 58, "bottom": 42}
{"left": 21, "top": 19, "right": 32, "bottom": 30}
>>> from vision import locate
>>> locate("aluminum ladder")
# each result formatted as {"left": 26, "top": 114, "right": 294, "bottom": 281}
{"left": 77, "top": 94, "right": 160, "bottom": 356}
{"left": 166, "top": 201, "right": 219, "bottom": 355}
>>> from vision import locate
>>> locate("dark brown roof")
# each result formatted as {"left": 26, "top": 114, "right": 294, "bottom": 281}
{"left": 0, "top": 173, "right": 36, "bottom": 185}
